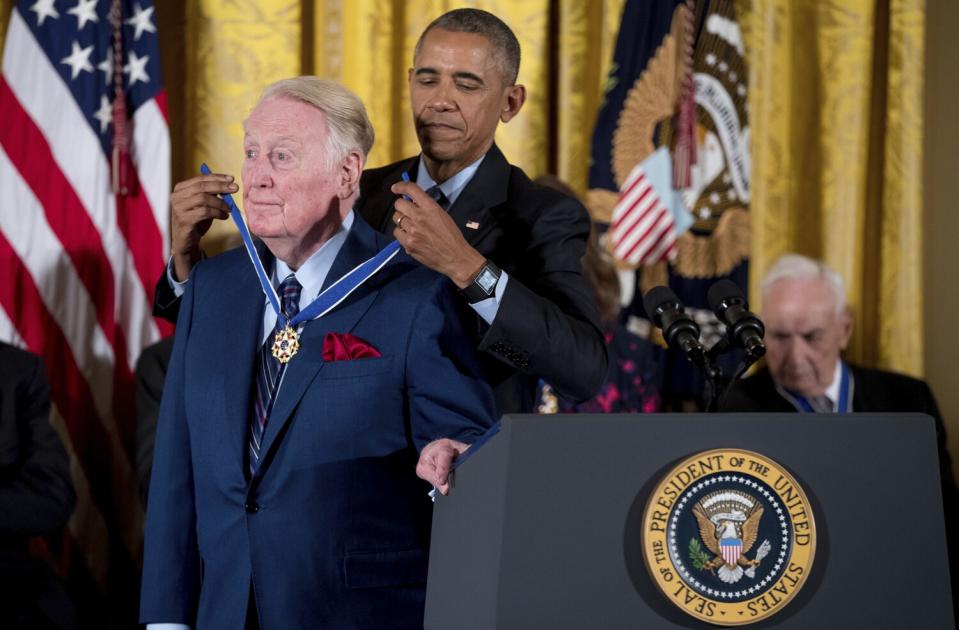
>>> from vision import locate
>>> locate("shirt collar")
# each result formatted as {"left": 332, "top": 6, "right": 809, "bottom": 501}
{"left": 823, "top": 358, "right": 843, "bottom": 409}
{"left": 773, "top": 358, "right": 844, "bottom": 412}
{"left": 415, "top": 154, "right": 486, "bottom": 208}
{"left": 273, "top": 210, "right": 354, "bottom": 306}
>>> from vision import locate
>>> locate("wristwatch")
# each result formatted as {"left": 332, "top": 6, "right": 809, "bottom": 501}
{"left": 460, "top": 259, "right": 501, "bottom": 304}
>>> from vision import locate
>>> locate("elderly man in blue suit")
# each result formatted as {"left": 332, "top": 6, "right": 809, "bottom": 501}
{"left": 140, "top": 77, "right": 496, "bottom": 630}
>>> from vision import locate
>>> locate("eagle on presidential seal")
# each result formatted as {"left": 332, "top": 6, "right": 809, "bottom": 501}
{"left": 691, "top": 490, "right": 772, "bottom": 584}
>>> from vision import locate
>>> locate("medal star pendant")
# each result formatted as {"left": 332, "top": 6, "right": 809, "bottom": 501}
{"left": 272, "top": 325, "right": 300, "bottom": 364}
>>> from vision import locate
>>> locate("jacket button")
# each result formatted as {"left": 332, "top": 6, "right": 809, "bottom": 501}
{"left": 245, "top": 502, "right": 259, "bottom": 513}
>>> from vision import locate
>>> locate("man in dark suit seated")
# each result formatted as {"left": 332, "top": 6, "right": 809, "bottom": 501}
{"left": 139, "top": 77, "right": 496, "bottom": 629}
{"left": 152, "top": 8, "right": 607, "bottom": 417}
{"left": 721, "top": 253, "right": 958, "bottom": 601}
{"left": 0, "top": 342, "right": 77, "bottom": 629}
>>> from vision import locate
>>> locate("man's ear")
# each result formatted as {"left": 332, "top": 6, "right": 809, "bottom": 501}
{"left": 500, "top": 84, "right": 526, "bottom": 123}
{"left": 838, "top": 306, "right": 854, "bottom": 350}
{"left": 338, "top": 151, "right": 363, "bottom": 198}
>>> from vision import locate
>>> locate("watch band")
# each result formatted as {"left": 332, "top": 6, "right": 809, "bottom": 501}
{"left": 460, "top": 260, "right": 502, "bottom": 304}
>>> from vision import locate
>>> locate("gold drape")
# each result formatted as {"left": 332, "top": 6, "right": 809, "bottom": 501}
{"left": 146, "top": 0, "right": 623, "bottom": 248}
{"left": 0, "top": 0, "right": 923, "bottom": 375}
{"left": 741, "top": 0, "right": 925, "bottom": 376}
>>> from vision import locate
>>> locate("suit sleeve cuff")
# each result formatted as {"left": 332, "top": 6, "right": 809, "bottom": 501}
{"left": 165, "top": 257, "right": 189, "bottom": 299}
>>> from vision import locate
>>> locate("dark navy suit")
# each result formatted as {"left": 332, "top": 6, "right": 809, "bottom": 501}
{"left": 140, "top": 216, "right": 496, "bottom": 629}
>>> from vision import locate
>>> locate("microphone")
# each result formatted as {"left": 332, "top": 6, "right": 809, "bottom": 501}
{"left": 642, "top": 286, "right": 706, "bottom": 366}
{"left": 707, "top": 279, "right": 766, "bottom": 362}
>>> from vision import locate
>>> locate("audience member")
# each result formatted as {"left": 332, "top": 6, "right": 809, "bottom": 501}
{"left": 134, "top": 337, "right": 173, "bottom": 505}
{"left": 720, "top": 253, "right": 958, "bottom": 603}
{"left": 0, "top": 342, "right": 77, "bottom": 629}
{"left": 533, "top": 176, "right": 661, "bottom": 414}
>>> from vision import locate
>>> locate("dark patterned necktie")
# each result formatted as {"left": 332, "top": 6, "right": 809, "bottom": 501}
{"left": 808, "top": 395, "right": 833, "bottom": 414}
{"left": 248, "top": 274, "right": 302, "bottom": 474}
{"left": 426, "top": 184, "right": 450, "bottom": 211}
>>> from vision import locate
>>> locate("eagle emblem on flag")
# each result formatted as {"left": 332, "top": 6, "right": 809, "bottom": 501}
{"left": 589, "top": 0, "right": 751, "bottom": 284}
{"left": 691, "top": 489, "right": 771, "bottom": 584}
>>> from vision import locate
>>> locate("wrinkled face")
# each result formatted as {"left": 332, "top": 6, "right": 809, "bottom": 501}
{"left": 242, "top": 96, "right": 338, "bottom": 244}
{"left": 762, "top": 277, "right": 852, "bottom": 397}
{"left": 409, "top": 28, "right": 518, "bottom": 171}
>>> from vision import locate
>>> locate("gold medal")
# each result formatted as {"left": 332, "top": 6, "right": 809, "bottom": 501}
{"left": 271, "top": 325, "right": 300, "bottom": 364}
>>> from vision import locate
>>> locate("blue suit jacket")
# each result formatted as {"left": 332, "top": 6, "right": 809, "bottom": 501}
{"left": 140, "top": 216, "right": 496, "bottom": 629}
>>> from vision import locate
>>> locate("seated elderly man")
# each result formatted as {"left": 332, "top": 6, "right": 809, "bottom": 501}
{"left": 140, "top": 77, "right": 496, "bottom": 630}
{"left": 721, "top": 253, "right": 958, "bottom": 600}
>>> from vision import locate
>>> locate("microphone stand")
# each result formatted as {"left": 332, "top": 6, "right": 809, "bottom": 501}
{"left": 700, "top": 338, "right": 728, "bottom": 413}
{"left": 699, "top": 337, "right": 764, "bottom": 413}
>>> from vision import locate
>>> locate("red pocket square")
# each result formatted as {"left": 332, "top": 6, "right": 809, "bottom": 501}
{"left": 322, "top": 332, "right": 381, "bottom": 362}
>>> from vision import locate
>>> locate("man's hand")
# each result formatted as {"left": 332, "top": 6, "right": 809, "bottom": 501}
{"left": 169, "top": 173, "right": 238, "bottom": 281}
{"left": 416, "top": 438, "right": 470, "bottom": 495}
{"left": 390, "top": 181, "right": 486, "bottom": 288}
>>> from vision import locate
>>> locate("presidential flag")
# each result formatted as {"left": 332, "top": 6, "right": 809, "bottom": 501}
{"left": 0, "top": 0, "right": 169, "bottom": 621}
{"left": 588, "top": 0, "right": 751, "bottom": 405}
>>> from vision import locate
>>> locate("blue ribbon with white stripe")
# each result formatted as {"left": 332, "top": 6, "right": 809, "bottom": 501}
{"left": 200, "top": 163, "right": 401, "bottom": 328}
{"left": 780, "top": 362, "right": 852, "bottom": 414}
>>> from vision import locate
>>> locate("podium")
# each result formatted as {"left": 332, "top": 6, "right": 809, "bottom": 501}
{"left": 425, "top": 414, "right": 955, "bottom": 629}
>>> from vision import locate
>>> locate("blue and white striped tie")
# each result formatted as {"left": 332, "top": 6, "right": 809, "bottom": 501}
{"left": 248, "top": 273, "right": 301, "bottom": 475}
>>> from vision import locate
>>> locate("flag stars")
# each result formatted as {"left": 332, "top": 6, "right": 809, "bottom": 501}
{"left": 67, "top": 0, "right": 99, "bottom": 30}
{"left": 93, "top": 95, "right": 112, "bottom": 133}
{"left": 125, "top": 2, "right": 156, "bottom": 40}
{"left": 30, "top": 0, "right": 60, "bottom": 26}
{"left": 123, "top": 50, "right": 150, "bottom": 86}
{"left": 61, "top": 40, "right": 94, "bottom": 80}
{"left": 97, "top": 52, "right": 113, "bottom": 85}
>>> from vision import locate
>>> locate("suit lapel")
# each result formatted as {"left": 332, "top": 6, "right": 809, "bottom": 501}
{"left": 361, "top": 157, "right": 418, "bottom": 233}
{"left": 255, "top": 219, "right": 384, "bottom": 474}
{"left": 218, "top": 242, "right": 274, "bottom": 468}
{"left": 446, "top": 144, "right": 509, "bottom": 248}
{"left": 361, "top": 146, "right": 510, "bottom": 249}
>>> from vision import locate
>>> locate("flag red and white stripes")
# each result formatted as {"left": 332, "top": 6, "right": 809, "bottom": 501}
{"left": 610, "top": 161, "right": 678, "bottom": 266}
{"left": 720, "top": 539, "right": 742, "bottom": 567}
{"left": 0, "top": 0, "right": 169, "bottom": 617}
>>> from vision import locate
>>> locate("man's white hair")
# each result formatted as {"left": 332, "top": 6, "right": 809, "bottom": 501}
{"left": 761, "top": 254, "right": 847, "bottom": 313}
{"left": 256, "top": 76, "right": 374, "bottom": 167}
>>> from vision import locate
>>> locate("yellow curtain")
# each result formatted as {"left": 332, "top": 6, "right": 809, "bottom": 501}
{"left": 0, "top": 0, "right": 922, "bottom": 376}
{"left": 741, "top": 0, "right": 925, "bottom": 376}
{"left": 141, "top": 0, "right": 623, "bottom": 248}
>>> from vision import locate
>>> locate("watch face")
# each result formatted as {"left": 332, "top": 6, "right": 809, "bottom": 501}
{"left": 476, "top": 268, "right": 497, "bottom": 293}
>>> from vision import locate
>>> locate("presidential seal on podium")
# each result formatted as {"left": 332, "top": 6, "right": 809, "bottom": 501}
{"left": 642, "top": 448, "right": 816, "bottom": 626}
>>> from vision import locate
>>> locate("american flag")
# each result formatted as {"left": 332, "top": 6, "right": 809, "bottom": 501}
{"left": 0, "top": 0, "right": 169, "bottom": 621}
{"left": 609, "top": 148, "right": 682, "bottom": 266}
